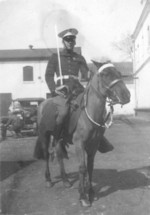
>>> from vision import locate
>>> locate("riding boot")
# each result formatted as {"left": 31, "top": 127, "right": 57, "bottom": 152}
{"left": 98, "top": 136, "right": 114, "bottom": 153}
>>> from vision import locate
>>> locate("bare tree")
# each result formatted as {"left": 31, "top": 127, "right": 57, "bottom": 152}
{"left": 112, "top": 33, "right": 134, "bottom": 61}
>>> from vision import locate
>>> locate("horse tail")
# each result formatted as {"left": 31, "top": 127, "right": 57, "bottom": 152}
{"left": 33, "top": 101, "right": 45, "bottom": 160}
{"left": 33, "top": 136, "right": 45, "bottom": 160}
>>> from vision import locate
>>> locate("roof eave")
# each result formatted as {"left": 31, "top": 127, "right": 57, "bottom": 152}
{"left": 0, "top": 47, "right": 81, "bottom": 62}
{"left": 0, "top": 57, "right": 49, "bottom": 62}
{"left": 132, "top": 0, "right": 150, "bottom": 39}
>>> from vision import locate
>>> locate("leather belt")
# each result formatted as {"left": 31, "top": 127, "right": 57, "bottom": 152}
{"left": 55, "top": 75, "right": 79, "bottom": 84}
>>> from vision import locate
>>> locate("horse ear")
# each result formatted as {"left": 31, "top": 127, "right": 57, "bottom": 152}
{"left": 92, "top": 61, "right": 103, "bottom": 70}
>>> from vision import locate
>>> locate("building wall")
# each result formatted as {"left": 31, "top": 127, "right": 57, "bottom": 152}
{"left": 133, "top": 4, "right": 150, "bottom": 111}
{"left": 135, "top": 61, "right": 150, "bottom": 109}
{"left": 134, "top": 12, "right": 150, "bottom": 70}
{"left": 0, "top": 61, "right": 49, "bottom": 99}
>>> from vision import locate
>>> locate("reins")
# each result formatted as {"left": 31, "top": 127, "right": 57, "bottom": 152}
{"left": 84, "top": 63, "right": 120, "bottom": 128}
{"left": 84, "top": 91, "right": 114, "bottom": 128}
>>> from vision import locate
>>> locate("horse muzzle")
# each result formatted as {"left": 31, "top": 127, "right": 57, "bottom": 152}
{"left": 120, "top": 89, "right": 131, "bottom": 105}
{"left": 118, "top": 94, "right": 130, "bottom": 105}
{"left": 108, "top": 89, "right": 130, "bottom": 105}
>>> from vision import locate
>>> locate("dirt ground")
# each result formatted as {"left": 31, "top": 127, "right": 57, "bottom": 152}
{"left": 0, "top": 116, "right": 150, "bottom": 215}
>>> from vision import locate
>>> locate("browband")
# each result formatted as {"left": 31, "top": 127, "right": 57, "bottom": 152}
{"left": 98, "top": 63, "right": 114, "bottom": 74}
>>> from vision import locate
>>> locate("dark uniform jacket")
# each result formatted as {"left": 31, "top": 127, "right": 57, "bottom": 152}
{"left": 45, "top": 49, "right": 89, "bottom": 92}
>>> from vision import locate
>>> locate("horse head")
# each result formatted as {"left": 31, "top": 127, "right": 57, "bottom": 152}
{"left": 92, "top": 61, "right": 130, "bottom": 105}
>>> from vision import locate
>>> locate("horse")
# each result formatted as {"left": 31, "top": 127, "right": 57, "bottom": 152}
{"left": 34, "top": 62, "right": 130, "bottom": 207}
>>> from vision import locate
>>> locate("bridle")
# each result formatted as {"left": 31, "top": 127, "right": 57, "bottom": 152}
{"left": 98, "top": 63, "right": 122, "bottom": 94}
{"left": 84, "top": 63, "right": 122, "bottom": 128}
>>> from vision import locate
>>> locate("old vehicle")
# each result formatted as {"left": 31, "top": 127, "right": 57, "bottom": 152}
{"left": 0, "top": 97, "right": 45, "bottom": 139}
{"left": 17, "top": 97, "right": 45, "bottom": 134}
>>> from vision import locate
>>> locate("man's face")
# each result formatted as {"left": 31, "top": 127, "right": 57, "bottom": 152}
{"left": 63, "top": 36, "right": 76, "bottom": 51}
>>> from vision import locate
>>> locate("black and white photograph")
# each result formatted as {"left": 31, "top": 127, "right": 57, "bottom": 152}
{"left": 0, "top": 0, "right": 150, "bottom": 214}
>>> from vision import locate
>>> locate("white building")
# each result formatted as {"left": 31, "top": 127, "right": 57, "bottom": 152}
{"left": 132, "top": 0, "right": 150, "bottom": 118}
{"left": 0, "top": 47, "right": 134, "bottom": 116}
{"left": 0, "top": 47, "right": 81, "bottom": 99}
{"left": 0, "top": 47, "right": 81, "bottom": 116}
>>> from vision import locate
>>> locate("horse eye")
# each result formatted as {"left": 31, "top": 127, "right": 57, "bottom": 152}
{"left": 99, "top": 71, "right": 106, "bottom": 77}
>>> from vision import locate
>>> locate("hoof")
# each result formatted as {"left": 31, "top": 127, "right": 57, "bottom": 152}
{"left": 89, "top": 189, "right": 98, "bottom": 202}
{"left": 80, "top": 198, "right": 91, "bottom": 207}
{"left": 46, "top": 181, "right": 53, "bottom": 188}
{"left": 63, "top": 180, "right": 71, "bottom": 188}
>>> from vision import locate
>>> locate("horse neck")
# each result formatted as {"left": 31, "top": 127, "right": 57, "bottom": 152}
{"left": 86, "top": 75, "right": 106, "bottom": 123}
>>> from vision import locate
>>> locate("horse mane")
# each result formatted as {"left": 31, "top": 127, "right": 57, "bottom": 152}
{"left": 79, "top": 71, "right": 99, "bottom": 111}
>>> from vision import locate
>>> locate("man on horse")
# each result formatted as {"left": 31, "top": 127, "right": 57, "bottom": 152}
{"left": 45, "top": 28, "right": 89, "bottom": 140}
{"left": 44, "top": 28, "right": 113, "bottom": 153}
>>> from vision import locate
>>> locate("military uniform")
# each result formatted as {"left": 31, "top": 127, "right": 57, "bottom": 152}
{"left": 45, "top": 49, "right": 89, "bottom": 93}
{"left": 44, "top": 28, "right": 89, "bottom": 140}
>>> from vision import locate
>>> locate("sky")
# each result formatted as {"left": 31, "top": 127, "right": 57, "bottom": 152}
{"left": 0, "top": 0, "right": 143, "bottom": 62}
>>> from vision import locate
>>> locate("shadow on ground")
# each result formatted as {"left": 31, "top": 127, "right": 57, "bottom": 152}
{"left": 65, "top": 165, "right": 150, "bottom": 198}
{"left": 92, "top": 166, "right": 150, "bottom": 199}
{"left": 0, "top": 160, "right": 35, "bottom": 181}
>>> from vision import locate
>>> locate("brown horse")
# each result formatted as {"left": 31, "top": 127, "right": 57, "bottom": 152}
{"left": 34, "top": 62, "right": 130, "bottom": 207}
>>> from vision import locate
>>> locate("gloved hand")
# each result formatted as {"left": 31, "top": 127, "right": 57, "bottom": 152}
{"left": 70, "top": 100, "right": 79, "bottom": 110}
{"left": 51, "top": 91, "right": 57, "bottom": 97}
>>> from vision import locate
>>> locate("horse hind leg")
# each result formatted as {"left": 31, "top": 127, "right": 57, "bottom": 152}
{"left": 48, "top": 135, "right": 55, "bottom": 162}
{"left": 43, "top": 132, "right": 53, "bottom": 187}
{"left": 55, "top": 140, "right": 71, "bottom": 188}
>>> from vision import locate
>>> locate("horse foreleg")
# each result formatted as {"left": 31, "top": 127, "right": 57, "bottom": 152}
{"left": 87, "top": 154, "right": 97, "bottom": 202}
{"left": 76, "top": 144, "right": 91, "bottom": 207}
{"left": 55, "top": 140, "right": 71, "bottom": 188}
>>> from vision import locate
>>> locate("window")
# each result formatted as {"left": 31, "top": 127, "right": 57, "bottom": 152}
{"left": 23, "top": 66, "right": 33, "bottom": 81}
